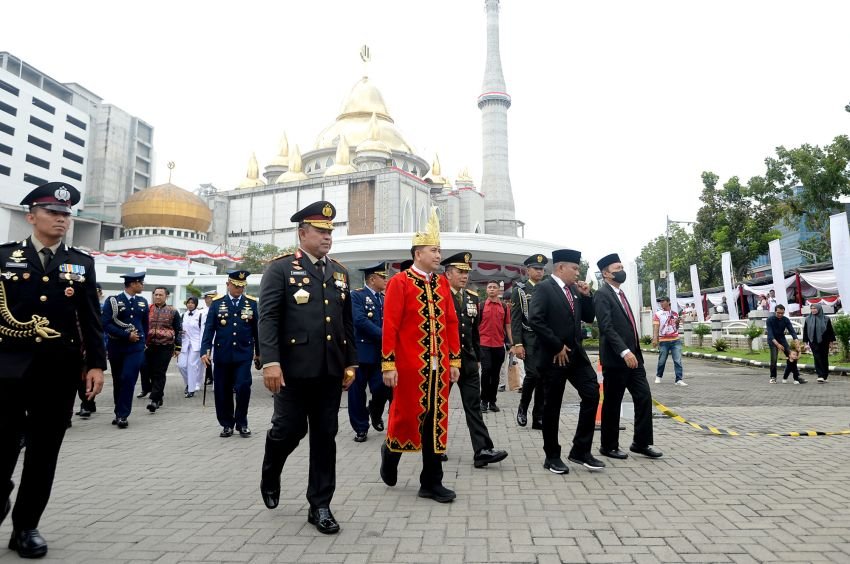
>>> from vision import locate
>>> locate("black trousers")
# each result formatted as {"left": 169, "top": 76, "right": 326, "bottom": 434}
{"left": 769, "top": 343, "right": 788, "bottom": 380}
{"left": 453, "top": 361, "right": 494, "bottom": 454}
{"left": 76, "top": 377, "right": 96, "bottom": 412}
{"left": 600, "top": 364, "right": 654, "bottom": 451}
{"left": 811, "top": 342, "right": 830, "bottom": 379}
{"left": 784, "top": 360, "right": 801, "bottom": 380}
{"left": 383, "top": 370, "right": 444, "bottom": 488}
{"left": 519, "top": 337, "right": 544, "bottom": 421}
{"left": 0, "top": 356, "right": 79, "bottom": 530}
{"left": 541, "top": 355, "right": 598, "bottom": 459}
{"left": 479, "top": 346, "right": 506, "bottom": 404}
{"left": 262, "top": 377, "right": 342, "bottom": 508}
{"left": 144, "top": 344, "right": 174, "bottom": 403}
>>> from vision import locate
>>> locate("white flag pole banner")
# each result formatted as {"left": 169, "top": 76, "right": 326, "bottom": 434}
{"left": 690, "top": 264, "right": 705, "bottom": 322}
{"left": 768, "top": 239, "right": 787, "bottom": 308}
{"left": 829, "top": 212, "right": 850, "bottom": 309}
{"left": 721, "top": 251, "right": 740, "bottom": 320}
{"left": 650, "top": 279, "right": 657, "bottom": 310}
{"left": 668, "top": 271, "right": 678, "bottom": 312}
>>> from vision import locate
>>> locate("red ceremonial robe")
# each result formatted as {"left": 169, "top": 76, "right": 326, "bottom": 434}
{"left": 381, "top": 268, "right": 461, "bottom": 453}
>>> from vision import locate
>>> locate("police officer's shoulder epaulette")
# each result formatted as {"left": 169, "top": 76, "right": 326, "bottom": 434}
{"left": 0, "top": 240, "right": 19, "bottom": 248}
{"left": 329, "top": 258, "right": 348, "bottom": 271}
{"left": 269, "top": 252, "right": 293, "bottom": 262}
{"left": 244, "top": 294, "right": 258, "bottom": 301}
{"left": 68, "top": 246, "right": 92, "bottom": 257}
{"left": 515, "top": 281, "right": 526, "bottom": 289}
{"left": 465, "top": 289, "right": 478, "bottom": 296}
{"left": 354, "top": 287, "right": 364, "bottom": 292}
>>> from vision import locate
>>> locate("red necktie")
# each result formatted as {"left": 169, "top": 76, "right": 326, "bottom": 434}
{"left": 563, "top": 286, "right": 575, "bottom": 313}
{"left": 619, "top": 290, "right": 638, "bottom": 341}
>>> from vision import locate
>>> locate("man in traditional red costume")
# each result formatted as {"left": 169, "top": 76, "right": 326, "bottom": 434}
{"left": 380, "top": 209, "right": 461, "bottom": 502}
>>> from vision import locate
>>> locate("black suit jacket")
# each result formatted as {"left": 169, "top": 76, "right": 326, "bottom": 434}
{"left": 0, "top": 236, "right": 106, "bottom": 379}
{"left": 528, "top": 276, "right": 594, "bottom": 371}
{"left": 594, "top": 282, "right": 643, "bottom": 369}
{"left": 451, "top": 287, "right": 481, "bottom": 365}
{"left": 258, "top": 250, "right": 357, "bottom": 379}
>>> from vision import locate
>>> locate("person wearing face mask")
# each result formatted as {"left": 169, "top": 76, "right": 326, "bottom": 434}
{"left": 594, "top": 253, "right": 662, "bottom": 462}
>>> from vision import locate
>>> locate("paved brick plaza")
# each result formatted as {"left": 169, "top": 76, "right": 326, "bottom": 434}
{"left": 3, "top": 355, "right": 850, "bottom": 563}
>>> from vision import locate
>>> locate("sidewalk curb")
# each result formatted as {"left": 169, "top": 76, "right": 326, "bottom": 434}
{"left": 641, "top": 347, "right": 850, "bottom": 376}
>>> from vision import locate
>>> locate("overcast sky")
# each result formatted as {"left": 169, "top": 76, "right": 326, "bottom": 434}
{"left": 5, "top": 0, "right": 850, "bottom": 266}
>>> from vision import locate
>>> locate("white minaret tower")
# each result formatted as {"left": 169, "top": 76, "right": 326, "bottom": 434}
{"left": 478, "top": 0, "right": 516, "bottom": 236}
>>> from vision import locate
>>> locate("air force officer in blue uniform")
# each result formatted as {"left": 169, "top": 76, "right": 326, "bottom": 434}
{"left": 102, "top": 272, "right": 148, "bottom": 428}
{"left": 201, "top": 270, "right": 260, "bottom": 438}
{"left": 348, "top": 263, "right": 391, "bottom": 442}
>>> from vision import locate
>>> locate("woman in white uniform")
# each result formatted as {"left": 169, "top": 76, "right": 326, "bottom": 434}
{"left": 178, "top": 296, "right": 205, "bottom": 397}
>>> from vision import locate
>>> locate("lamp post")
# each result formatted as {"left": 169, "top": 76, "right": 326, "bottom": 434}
{"left": 665, "top": 215, "right": 695, "bottom": 297}
{"left": 789, "top": 247, "right": 817, "bottom": 263}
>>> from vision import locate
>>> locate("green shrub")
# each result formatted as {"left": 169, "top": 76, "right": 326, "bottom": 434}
{"left": 692, "top": 323, "right": 711, "bottom": 347}
{"left": 832, "top": 314, "right": 850, "bottom": 361}
{"left": 744, "top": 323, "right": 764, "bottom": 353}
{"left": 640, "top": 335, "right": 653, "bottom": 345}
{"left": 713, "top": 338, "right": 729, "bottom": 352}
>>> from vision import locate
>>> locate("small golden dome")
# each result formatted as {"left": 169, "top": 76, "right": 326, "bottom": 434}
{"left": 428, "top": 153, "right": 447, "bottom": 185}
{"left": 325, "top": 135, "right": 357, "bottom": 176}
{"left": 122, "top": 183, "right": 213, "bottom": 232}
{"left": 355, "top": 113, "right": 391, "bottom": 154}
{"left": 315, "top": 76, "right": 413, "bottom": 153}
{"left": 279, "top": 145, "right": 308, "bottom": 183}
{"left": 268, "top": 133, "right": 289, "bottom": 167}
{"left": 238, "top": 153, "right": 265, "bottom": 189}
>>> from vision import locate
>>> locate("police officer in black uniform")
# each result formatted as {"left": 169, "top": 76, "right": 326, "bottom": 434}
{"left": 258, "top": 200, "right": 357, "bottom": 535}
{"left": 0, "top": 182, "right": 105, "bottom": 558}
{"left": 201, "top": 271, "right": 260, "bottom": 438}
{"left": 441, "top": 252, "right": 509, "bottom": 468}
{"left": 512, "top": 253, "right": 548, "bottom": 429}
{"left": 103, "top": 272, "right": 148, "bottom": 428}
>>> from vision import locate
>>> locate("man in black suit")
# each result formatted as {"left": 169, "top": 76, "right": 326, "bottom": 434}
{"left": 528, "top": 249, "right": 605, "bottom": 474}
{"left": 593, "top": 253, "right": 662, "bottom": 460}
{"left": 0, "top": 182, "right": 106, "bottom": 558}
{"left": 258, "top": 200, "right": 357, "bottom": 535}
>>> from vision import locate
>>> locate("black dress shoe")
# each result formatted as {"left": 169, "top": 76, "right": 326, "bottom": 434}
{"left": 368, "top": 401, "right": 385, "bottom": 432}
{"left": 237, "top": 426, "right": 252, "bottom": 437}
{"left": 307, "top": 507, "right": 340, "bottom": 534}
{"left": 630, "top": 444, "right": 663, "bottom": 458}
{"left": 439, "top": 453, "right": 448, "bottom": 462}
{"left": 116, "top": 418, "right": 128, "bottom": 429}
{"left": 543, "top": 457, "right": 569, "bottom": 474}
{"left": 599, "top": 447, "right": 629, "bottom": 460}
{"left": 516, "top": 406, "right": 527, "bottom": 427}
{"left": 9, "top": 528, "right": 48, "bottom": 558}
{"left": 480, "top": 401, "right": 489, "bottom": 413}
{"left": 474, "top": 448, "right": 509, "bottom": 468}
{"left": 1, "top": 497, "right": 9, "bottom": 525}
{"left": 111, "top": 418, "right": 118, "bottom": 425}
{"left": 353, "top": 431, "right": 367, "bottom": 443}
{"left": 260, "top": 479, "right": 280, "bottom": 509}
{"left": 380, "top": 443, "right": 398, "bottom": 486}
{"left": 136, "top": 391, "right": 148, "bottom": 399}
{"left": 531, "top": 418, "right": 544, "bottom": 430}
{"left": 220, "top": 427, "right": 233, "bottom": 438}
{"left": 147, "top": 401, "right": 158, "bottom": 413}
{"left": 568, "top": 453, "right": 606, "bottom": 470}
{"left": 488, "top": 403, "right": 501, "bottom": 413}
{"left": 76, "top": 408, "right": 91, "bottom": 418}
{"left": 417, "top": 484, "right": 456, "bottom": 503}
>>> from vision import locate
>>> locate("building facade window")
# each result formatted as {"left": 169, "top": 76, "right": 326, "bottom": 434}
{"left": 31, "top": 97, "right": 56, "bottom": 114}
{"left": 62, "top": 149, "right": 84, "bottom": 164}
{"left": 66, "top": 114, "right": 87, "bottom": 130}
{"left": 27, "top": 135, "right": 51, "bottom": 151}
{"left": 25, "top": 154, "right": 50, "bottom": 169}
{"left": 0, "top": 122, "right": 14, "bottom": 136}
{"left": 0, "top": 164, "right": 10, "bottom": 176}
{"left": 23, "top": 173, "right": 47, "bottom": 186}
{"left": 0, "top": 143, "right": 12, "bottom": 156}
{"left": 0, "top": 100, "right": 17, "bottom": 117}
{"left": 61, "top": 167, "right": 82, "bottom": 181}
{"left": 64, "top": 132, "right": 85, "bottom": 147}
{"left": 0, "top": 80, "right": 19, "bottom": 96}
{"left": 29, "top": 115, "right": 53, "bottom": 132}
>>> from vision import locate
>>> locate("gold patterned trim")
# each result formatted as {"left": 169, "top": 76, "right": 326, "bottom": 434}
{"left": 449, "top": 358, "right": 461, "bottom": 368}
{"left": 381, "top": 361, "right": 397, "bottom": 371}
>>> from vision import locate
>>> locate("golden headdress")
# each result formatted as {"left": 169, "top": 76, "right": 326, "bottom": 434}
{"left": 411, "top": 207, "right": 440, "bottom": 247}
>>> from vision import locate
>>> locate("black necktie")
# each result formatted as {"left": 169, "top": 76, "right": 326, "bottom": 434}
{"left": 40, "top": 247, "right": 53, "bottom": 269}
{"left": 316, "top": 259, "right": 325, "bottom": 278}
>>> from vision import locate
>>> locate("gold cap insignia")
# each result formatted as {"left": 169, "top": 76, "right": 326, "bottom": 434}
{"left": 537, "top": 255, "right": 543, "bottom": 263}
{"left": 322, "top": 204, "right": 333, "bottom": 218}
{"left": 238, "top": 272, "right": 246, "bottom": 280}
{"left": 464, "top": 253, "right": 471, "bottom": 263}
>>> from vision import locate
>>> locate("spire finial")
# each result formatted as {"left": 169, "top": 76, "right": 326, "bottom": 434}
{"left": 167, "top": 161, "right": 175, "bottom": 183}
{"left": 360, "top": 44, "right": 371, "bottom": 77}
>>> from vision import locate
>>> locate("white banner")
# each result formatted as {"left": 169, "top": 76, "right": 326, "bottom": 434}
{"left": 668, "top": 271, "right": 678, "bottom": 312}
{"left": 650, "top": 279, "right": 657, "bottom": 310}
{"left": 830, "top": 212, "right": 850, "bottom": 306}
{"left": 689, "top": 264, "right": 705, "bottom": 322}
{"left": 721, "top": 251, "right": 740, "bottom": 320}
{"left": 799, "top": 270, "right": 838, "bottom": 293}
{"left": 768, "top": 239, "right": 787, "bottom": 308}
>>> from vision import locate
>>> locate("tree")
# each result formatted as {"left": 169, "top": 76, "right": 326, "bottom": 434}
{"left": 770, "top": 135, "right": 850, "bottom": 261}
{"left": 636, "top": 224, "right": 694, "bottom": 304}
{"left": 238, "top": 243, "right": 295, "bottom": 274}
{"left": 692, "top": 171, "right": 782, "bottom": 280}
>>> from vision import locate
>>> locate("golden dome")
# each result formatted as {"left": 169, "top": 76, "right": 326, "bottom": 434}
{"left": 122, "top": 183, "right": 213, "bottom": 232}
{"left": 279, "top": 145, "right": 308, "bottom": 183}
{"left": 325, "top": 134, "right": 357, "bottom": 176}
{"left": 237, "top": 153, "right": 265, "bottom": 189}
{"left": 268, "top": 133, "right": 289, "bottom": 167}
{"left": 356, "top": 113, "right": 392, "bottom": 154}
{"left": 315, "top": 76, "right": 413, "bottom": 154}
{"left": 428, "top": 153, "right": 447, "bottom": 185}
